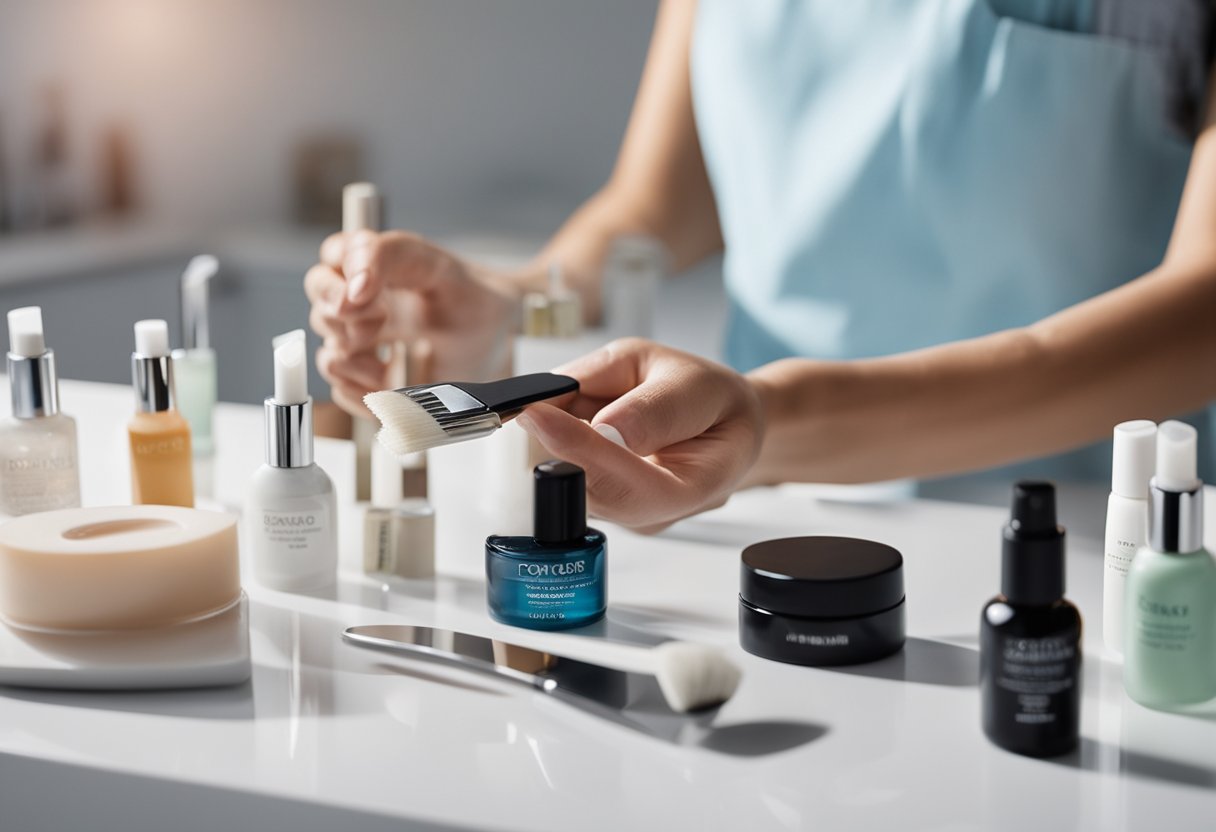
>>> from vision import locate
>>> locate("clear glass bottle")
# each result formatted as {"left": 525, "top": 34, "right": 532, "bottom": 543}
{"left": 1123, "top": 421, "right": 1216, "bottom": 708}
{"left": 247, "top": 331, "right": 338, "bottom": 592}
{"left": 486, "top": 460, "right": 606, "bottom": 630}
{"left": 0, "top": 307, "right": 80, "bottom": 515}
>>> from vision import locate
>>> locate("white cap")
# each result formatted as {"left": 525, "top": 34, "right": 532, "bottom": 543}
{"left": 1111, "top": 420, "right": 1157, "bottom": 499}
{"left": 1155, "top": 420, "right": 1200, "bottom": 492}
{"left": 7, "top": 307, "right": 46, "bottom": 357}
{"left": 343, "top": 182, "right": 381, "bottom": 233}
{"left": 273, "top": 331, "right": 308, "bottom": 404}
{"left": 133, "top": 319, "right": 170, "bottom": 358}
{"left": 272, "top": 328, "right": 306, "bottom": 350}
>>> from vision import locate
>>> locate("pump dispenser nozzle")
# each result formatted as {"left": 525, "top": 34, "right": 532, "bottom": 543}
{"left": 264, "top": 330, "right": 313, "bottom": 468}
{"left": 181, "top": 255, "right": 217, "bottom": 351}
{"left": 1148, "top": 420, "right": 1204, "bottom": 554}
{"left": 1002, "top": 481, "right": 1066, "bottom": 606}
{"left": 131, "top": 319, "right": 175, "bottom": 413}
{"left": 6, "top": 306, "right": 59, "bottom": 419}
{"left": 533, "top": 460, "right": 587, "bottom": 544}
{"left": 8, "top": 307, "right": 46, "bottom": 357}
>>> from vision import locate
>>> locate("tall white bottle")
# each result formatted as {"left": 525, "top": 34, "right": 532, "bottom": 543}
{"left": 344, "top": 181, "right": 383, "bottom": 503}
{"left": 247, "top": 330, "right": 338, "bottom": 591}
{"left": 0, "top": 307, "right": 80, "bottom": 514}
{"left": 1102, "top": 420, "right": 1156, "bottom": 654}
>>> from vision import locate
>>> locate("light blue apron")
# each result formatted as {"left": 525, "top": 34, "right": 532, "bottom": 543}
{"left": 691, "top": 0, "right": 1207, "bottom": 481}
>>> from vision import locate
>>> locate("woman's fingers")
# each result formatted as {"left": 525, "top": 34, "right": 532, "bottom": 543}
{"left": 304, "top": 264, "right": 346, "bottom": 307}
{"left": 343, "top": 230, "right": 451, "bottom": 307}
{"left": 516, "top": 404, "right": 694, "bottom": 528}
{"left": 554, "top": 339, "right": 738, "bottom": 457}
{"left": 316, "top": 343, "right": 387, "bottom": 392}
{"left": 320, "top": 232, "right": 346, "bottom": 268}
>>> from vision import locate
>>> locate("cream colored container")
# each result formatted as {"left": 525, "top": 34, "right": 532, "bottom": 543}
{"left": 0, "top": 505, "right": 239, "bottom": 632}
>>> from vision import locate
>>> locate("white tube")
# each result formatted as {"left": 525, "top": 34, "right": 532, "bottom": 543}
{"left": 1103, "top": 420, "right": 1156, "bottom": 655}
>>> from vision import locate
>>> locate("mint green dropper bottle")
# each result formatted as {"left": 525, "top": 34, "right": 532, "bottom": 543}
{"left": 1123, "top": 421, "right": 1216, "bottom": 709}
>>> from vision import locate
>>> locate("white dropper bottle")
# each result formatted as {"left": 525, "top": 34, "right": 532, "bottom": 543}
{"left": 1102, "top": 420, "right": 1156, "bottom": 654}
{"left": 246, "top": 329, "right": 338, "bottom": 592}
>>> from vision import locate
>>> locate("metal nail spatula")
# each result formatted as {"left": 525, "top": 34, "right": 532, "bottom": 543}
{"left": 342, "top": 625, "right": 740, "bottom": 723}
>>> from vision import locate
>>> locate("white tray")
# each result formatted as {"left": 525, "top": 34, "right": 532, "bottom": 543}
{"left": 0, "top": 594, "right": 251, "bottom": 690}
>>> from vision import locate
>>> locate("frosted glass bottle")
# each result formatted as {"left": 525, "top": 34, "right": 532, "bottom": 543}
{"left": 174, "top": 254, "right": 219, "bottom": 456}
{"left": 1123, "top": 547, "right": 1216, "bottom": 707}
{"left": 172, "top": 348, "right": 216, "bottom": 456}
{"left": 0, "top": 306, "right": 81, "bottom": 515}
{"left": 0, "top": 412, "right": 80, "bottom": 514}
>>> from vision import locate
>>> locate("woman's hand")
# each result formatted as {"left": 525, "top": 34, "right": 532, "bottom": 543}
{"left": 305, "top": 230, "right": 519, "bottom": 416}
{"left": 515, "top": 338, "right": 765, "bottom": 532}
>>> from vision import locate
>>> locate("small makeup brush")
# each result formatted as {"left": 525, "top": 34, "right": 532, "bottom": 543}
{"left": 364, "top": 372, "right": 578, "bottom": 456}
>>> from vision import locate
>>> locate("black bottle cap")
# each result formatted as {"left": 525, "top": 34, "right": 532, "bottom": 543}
{"left": 1001, "top": 481, "right": 1066, "bottom": 605}
{"left": 533, "top": 460, "right": 587, "bottom": 544}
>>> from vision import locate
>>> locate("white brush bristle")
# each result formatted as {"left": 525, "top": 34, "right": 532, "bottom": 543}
{"left": 652, "top": 642, "right": 742, "bottom": 713}
{"left": 364, "top": 390, "right": 450, "bottom": 455}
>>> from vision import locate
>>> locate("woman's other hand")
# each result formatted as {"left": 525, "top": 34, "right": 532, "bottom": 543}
{"left": 305, "top": 230, "right": 519, "bottom": 416}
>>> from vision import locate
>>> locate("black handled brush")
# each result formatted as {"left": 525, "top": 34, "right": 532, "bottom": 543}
{"left": 364, "top": 372, "right": 578, "bottom": 455}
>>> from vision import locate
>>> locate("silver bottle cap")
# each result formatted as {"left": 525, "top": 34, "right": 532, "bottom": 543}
{"left": 1148, "top": 478, "right": 1204, "bottom": 554}
{"left": 265, "top": 397, "right": 314, "bottom": 468}
{"left": 7, "top": 349, "right": 60, "bottom": 419}
{"left": 132, "top": 353, "right": 175, "bottom": 413}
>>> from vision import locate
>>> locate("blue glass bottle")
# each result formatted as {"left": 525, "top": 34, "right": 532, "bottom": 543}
{"left": 486, "top": 460, "right": 607, "bottom": 630}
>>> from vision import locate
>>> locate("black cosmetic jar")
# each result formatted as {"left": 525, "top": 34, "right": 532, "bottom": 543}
{"left": 739, "top": 536, "right": 906, "bottom": 666}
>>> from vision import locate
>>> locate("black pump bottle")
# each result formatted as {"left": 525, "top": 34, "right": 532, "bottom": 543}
{"left": 980, "top": 481, "right": 1081, "bottom": 757}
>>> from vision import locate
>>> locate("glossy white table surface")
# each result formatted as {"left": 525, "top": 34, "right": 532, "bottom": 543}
{"left": 1, "top": 380, "right": 1214, "bottom": 832}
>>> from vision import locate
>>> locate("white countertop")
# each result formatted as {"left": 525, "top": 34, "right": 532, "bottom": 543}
{"left": 1, "top": 379, "right": 1214, "bottom": 832}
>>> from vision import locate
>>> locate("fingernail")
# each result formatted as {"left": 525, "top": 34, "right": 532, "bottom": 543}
{"left": 345, "top": 247, "right": 371, "bottom": 276}
{"left": 347, "top": 271, "right": 369, "bottom": 302}
{"left": 515, "top": 411, "right": 555, "bottom": 446}
{"left": 594, "top": 423, "right": 629, "bottom": 450}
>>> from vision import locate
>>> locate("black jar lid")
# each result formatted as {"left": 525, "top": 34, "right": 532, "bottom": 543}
{"left": 740, "top": 536, "right": 905, "bottom": 619}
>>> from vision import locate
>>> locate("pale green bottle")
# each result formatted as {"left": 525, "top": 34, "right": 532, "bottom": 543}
{"left": 1123, "top": 421, "right": 1216, "bottom": 709}
{"left": 171, "top": 255, "right": 218, "bottom": 457}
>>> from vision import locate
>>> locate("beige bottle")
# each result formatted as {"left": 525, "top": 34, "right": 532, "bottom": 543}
{"left": 128, "top": 319, "right": 194, "bottom": 507}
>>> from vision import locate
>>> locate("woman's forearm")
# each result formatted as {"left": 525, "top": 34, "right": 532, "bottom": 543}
{"left": 747, "top": 262, "right": 1216, "bottom": 485}
{"left": 748, "top": 67, "right": 1216, "bottom": 486}
{"left": 501, "top": 0, "right": 720, "bottom": 323}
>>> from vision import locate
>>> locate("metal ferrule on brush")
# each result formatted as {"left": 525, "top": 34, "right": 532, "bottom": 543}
{"left": 1148, "top": 478, "right": 1203, "bottom": 554}
{"left": 408, "top": 384, "right": 503, "bottom": 443}
{"left": 8, "top": 350, "right": 60, "bottom": 419}
{"left": 265, "top": 398, "right": 314, "bottom": 468}
{"left": 132, "top": 353, "right": 175, "bottom": 413}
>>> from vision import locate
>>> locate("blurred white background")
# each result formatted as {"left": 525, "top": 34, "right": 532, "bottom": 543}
{"left": 0, "top": 1, "right": 727, "bottom": 405}
{"left": 0, "top": 0, "right": 652, "bottom": 233}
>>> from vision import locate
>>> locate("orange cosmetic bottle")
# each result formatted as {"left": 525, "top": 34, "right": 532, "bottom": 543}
{"left": 128, "top": 319, "right": 194, "bottom": 507}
